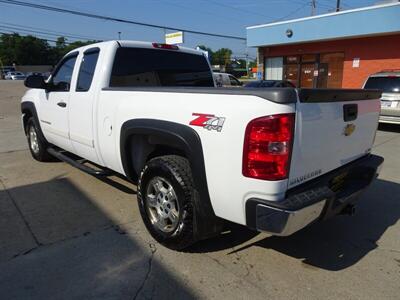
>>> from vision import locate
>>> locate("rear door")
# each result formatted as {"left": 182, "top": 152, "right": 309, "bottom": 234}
{"left": 288, "top": 89, "right": 381, "bottom": 188}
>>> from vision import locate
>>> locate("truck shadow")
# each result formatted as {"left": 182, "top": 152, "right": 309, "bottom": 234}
{"left": 0, "top": 178, "right": 194, "bottom": 299}
{"left": 191, "top": 178, "right": 400, "bottom": 271}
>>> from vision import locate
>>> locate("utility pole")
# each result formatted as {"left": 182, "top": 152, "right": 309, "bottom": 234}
{"left": 336, "top": 0, "right": 341, "bottom": 12}
{"left": 311, "top": 0, "right": 316, "bottom": 16}
{"left": 118, "top": 31, "right": 121, "bottom": 40}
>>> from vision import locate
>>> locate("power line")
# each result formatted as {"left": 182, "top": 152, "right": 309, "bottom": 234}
{"left": 273, "top": 2, "right": 310, "bottom": 22}
{"left": 0, "top": 24, "right": 102, "bottom": 42}
{"left": 0, "top": 0, "right": 246, "bottom": 40}
{"left": 0, "top": 21, "right": 107, "bottom": 41}
{"left": 203, "top": 0, "right": 274, "bottom": 19}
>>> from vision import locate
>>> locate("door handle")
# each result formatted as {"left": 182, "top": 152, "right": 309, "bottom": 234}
{"left": 57, "top": 102, "right": 67, "bottom": 108}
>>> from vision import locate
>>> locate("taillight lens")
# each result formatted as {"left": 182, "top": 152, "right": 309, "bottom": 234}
{"left": 243, "top": 113, "right": 295, "bottom": 181}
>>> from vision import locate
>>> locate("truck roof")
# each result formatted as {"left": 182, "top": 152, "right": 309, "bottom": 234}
{"left": 65, "top": 40, "right": 204, "bottom": 57}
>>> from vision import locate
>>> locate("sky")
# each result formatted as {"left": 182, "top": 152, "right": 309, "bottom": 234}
{"left": 0, "top": 0, "right": 379, "bottom": 60}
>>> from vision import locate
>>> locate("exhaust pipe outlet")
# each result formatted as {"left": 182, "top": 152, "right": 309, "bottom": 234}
{"left": 341, "top": 204, "right": 356, "bottom": 216}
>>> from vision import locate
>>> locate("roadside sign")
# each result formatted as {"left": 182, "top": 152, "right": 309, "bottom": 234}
{"left": 165, "top": 31, "right": 184, "bottom": 45}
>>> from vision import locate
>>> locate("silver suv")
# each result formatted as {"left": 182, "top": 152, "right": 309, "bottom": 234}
{"left": 363, "top": 69, "right": 400, "bottom": 124}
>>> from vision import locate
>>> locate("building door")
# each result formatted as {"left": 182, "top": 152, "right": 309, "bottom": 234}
{"left": 317, "top": 63, "right": 329, "bottom": 88}
{"left": 300, "top": 64, "right": 315, "bottom": 88}
{"left": 284, "top": 64, "right": 299, "bottom": 87}
{"left": 265, "top": 57, "right": 283, "bottom": 80}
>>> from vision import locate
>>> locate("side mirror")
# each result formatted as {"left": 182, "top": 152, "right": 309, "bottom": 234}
{"left": 24, "top": 75, "right": 46, "bottom": 89}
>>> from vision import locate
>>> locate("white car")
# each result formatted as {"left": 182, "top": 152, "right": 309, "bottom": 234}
{"left": 213, "top": 72, "right": 242, "bottom": 87}
{"left": 5, "top": 71, "right": 26, "bottom": 80}
{"left": 363, "top": 69, "right": 400, "bottom": 124}
{"left": 21, "top": 40, "right": 383, "bottom": 250}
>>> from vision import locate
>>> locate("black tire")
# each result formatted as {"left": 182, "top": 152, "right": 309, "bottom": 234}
{"left": 138, "top": 155, "right": 197, "bottom": 250}
{"left": 26, "top": 117, "right": 53, "bottom": 162}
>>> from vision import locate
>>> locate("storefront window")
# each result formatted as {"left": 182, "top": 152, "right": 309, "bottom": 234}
{"left": 301, "top": 54, "right": 317, "bottom": 63}
{"left": 300, "top": 64, "right": 315, "bottom": 88}
{"left": 284, "top": 64, "right": 299, "bottom": 87}
{"left": 286, "top": 56, "right": 299, "bottom": 64}
{"left": 279, "top": 52, "right": 344, "bottom": 88}
{"left": 318, "top": 53, "right": 344, "bottom": 88}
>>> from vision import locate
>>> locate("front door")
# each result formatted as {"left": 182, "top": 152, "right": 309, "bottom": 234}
{"left": 40, "top": 53, "right": 78, "bottom": 152}
{"left": 300, "top": 64, "right": 315, "bottom": 88}
{"left": 68, "top": 48, "right": 101, "bottom": 163}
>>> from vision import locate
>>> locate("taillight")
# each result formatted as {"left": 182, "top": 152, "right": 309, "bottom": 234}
{"left": 152, "top": 43, "right": 179, "bottom": 50}
{"left": 243, "top": 113, "right": 295, "bottom": 181}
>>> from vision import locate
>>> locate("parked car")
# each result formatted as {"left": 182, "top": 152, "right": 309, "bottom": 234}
{"left": 5, "top": 71, "right": 26, "bottom": 80}
{"left": 213, "top": 72, "right": 242, "bottom": 87}
{"left": 363, "top": 69, "right": 400, "bottom": 124}
{"left": 22, "top": 40, "right": 383, "bottom": 250}
{"left": 26, "top": 72, "right": 43, "bottom": 77}
{"left": 1, "top": 67, "right": 16, "bottom": 79}
{"left": 244, "top": 80, "right": 296, "bottom": 88}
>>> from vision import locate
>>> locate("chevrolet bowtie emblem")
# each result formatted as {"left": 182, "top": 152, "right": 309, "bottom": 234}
{"left": 343, "top": 124, "right": 356, "bottom": 136}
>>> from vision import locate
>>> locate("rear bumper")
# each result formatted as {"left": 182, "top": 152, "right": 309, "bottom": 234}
{"left": 245, "top": 154, "right": 384, "bottom": 236}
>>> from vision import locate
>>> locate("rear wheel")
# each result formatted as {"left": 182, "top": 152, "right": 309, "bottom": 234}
{"left": 137, "top": 155, "right": 196, "bottom": 250}
{"left": 26, "top": 117, "right": 53, "bottom": 162}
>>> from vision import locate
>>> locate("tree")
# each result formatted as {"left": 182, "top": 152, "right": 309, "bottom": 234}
{"left": 0, "top": 33, "right": 100, "bottom": 66}
{"left": 213, "top": 48, "right": 232, "bottom": 67}
{"left": 0, "top": 33, "right": 50, "bottom": 65}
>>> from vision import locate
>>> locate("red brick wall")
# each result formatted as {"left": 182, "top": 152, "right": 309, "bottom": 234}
{"left": 262, "top": 34, "right": 400, "bottom": 88}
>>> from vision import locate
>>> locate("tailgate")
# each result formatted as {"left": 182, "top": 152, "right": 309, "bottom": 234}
{"left": 288, "top": 89, "right": 382, "bottom": 188}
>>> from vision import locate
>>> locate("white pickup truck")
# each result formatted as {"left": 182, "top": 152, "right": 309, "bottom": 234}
{"left": 21, "top": 41, "right": 383, "bottom": 250}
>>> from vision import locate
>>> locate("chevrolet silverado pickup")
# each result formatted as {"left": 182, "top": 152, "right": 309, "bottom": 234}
{"left": 21, "top": 41, "right": 383, "bottom": 250}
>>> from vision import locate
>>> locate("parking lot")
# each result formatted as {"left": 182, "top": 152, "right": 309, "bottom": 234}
{"left": 0, "top": 80, "right": 399, "bottom": 299}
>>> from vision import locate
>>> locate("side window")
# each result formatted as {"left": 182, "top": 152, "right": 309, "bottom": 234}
{"left": 229, "top": 75, "right": 241, "bottom": 86}
{"left": 52, "top": 54, "right": 78, "bottom": 91}
{"left": 76, "top": 49, "right": 100, "bottom": 91}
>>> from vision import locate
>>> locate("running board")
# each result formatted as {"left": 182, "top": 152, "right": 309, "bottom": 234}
{"left": 47, "top": 147, "right": 110, "bottom": 176}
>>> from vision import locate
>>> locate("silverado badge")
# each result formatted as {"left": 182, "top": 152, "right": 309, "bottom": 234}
{"left": 343, "top": 123, "right": 356, "bottom": 136}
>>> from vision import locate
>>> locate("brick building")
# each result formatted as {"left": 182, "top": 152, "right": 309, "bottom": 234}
{"left": 246, "top": 2, "right": 400, "bottom": 88}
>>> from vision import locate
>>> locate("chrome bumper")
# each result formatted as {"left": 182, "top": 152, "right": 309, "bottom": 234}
{"left": 256, "top": 200, "right": 327, "bottom": 236}
{"left": 246, "top": 154, "right": 384, "bottom": 236}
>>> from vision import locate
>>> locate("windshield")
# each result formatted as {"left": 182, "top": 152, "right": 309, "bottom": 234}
{"left": 110, "top": 47, "right": 214, "bottom": 87}
{"left": 364, "top": 76, "right": 400, "bottom": 93}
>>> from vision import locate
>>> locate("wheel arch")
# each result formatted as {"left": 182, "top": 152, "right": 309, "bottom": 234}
{"left": 120, "top": 118, "right": 220, "bottom": 239}
{"left": 21, "top": 101, "right": 48, "bottom": 143}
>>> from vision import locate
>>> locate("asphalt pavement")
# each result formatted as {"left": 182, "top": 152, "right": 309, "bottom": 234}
{"left": 0, "top": 80, "right": 399, "bottom": 299}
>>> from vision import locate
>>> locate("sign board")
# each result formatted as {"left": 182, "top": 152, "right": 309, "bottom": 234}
{"left": 165, "top": 31, "right": 184, "bottom": 45}
{"left": 352, "top": 58, "right": 360, "bottom": 68}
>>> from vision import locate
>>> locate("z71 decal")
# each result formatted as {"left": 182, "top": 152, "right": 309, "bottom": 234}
{"left": 190, "top": 113, "right": 226, "bottom": 132}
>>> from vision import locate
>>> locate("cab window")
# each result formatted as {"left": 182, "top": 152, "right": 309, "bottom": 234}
{"left": 76, "top": 49, "right": 100, "bottom": 92}
{"left": 229, "top": 75, "right": 241, "bottom": 86}
{"left": 51, "top": 54, "right": 78, "bottom": 91}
